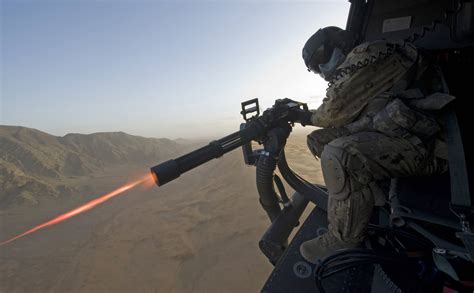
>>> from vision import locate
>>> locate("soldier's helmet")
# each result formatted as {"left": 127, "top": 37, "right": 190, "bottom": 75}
{"left": 302, "top": 26, "right": 355, "bottom": 81}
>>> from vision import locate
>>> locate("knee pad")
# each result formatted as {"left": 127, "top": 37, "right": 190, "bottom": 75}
{"left": 321, "top": 145, "right": 350, "bottom": 200}
{"left": 321, "top": 144, "right": 365, "bottom": 201}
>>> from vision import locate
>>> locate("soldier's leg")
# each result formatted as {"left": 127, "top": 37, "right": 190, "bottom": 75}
{"left": 307, "top": 127, "right": 350, "bottom": 158}
{"left": 300, "top": 132, "right": 430, "bottom": 264}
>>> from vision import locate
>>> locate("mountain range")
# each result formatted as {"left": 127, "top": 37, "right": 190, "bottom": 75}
{"left": 0, "top": 125, "right": 184, "bottom": 207}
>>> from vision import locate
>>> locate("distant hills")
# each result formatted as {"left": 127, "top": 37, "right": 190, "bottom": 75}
{"left": 0, "top": 126, "right": 184, "bottom": 207}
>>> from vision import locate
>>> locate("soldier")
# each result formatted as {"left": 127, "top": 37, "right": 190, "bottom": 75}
{"left": 298, "top": 26, "right": 453, "bottom": 264}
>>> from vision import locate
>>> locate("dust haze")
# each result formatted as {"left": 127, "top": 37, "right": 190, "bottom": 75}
{"left": 0, "top": 125, "right": 323, "bottom": 292}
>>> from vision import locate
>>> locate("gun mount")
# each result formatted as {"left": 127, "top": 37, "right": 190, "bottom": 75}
{"left": 151, "top": 98, "right": 327, "bottom": 263}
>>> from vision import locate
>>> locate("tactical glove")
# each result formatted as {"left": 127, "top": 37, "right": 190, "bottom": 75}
{"left": 289, "top": 108, "right": 313, "bottom": 126}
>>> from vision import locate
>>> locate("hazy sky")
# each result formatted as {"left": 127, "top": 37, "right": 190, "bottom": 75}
{"left": 1, "top": 0, "right": 349, "bottom": 139}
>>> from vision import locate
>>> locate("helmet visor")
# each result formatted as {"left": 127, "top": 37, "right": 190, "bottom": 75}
{"left": 303, "top": 28, "right": 332, "bottom": 73}
{"left": 318, "top": 47, "right": 346, "bottom": 81}
{"left": 305, "top": 44, "right": 328, "bottom": 73}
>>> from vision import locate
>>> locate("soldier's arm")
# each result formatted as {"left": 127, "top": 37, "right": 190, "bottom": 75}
{"left": 308, "top": 96, "right": 359, "bottom": 128}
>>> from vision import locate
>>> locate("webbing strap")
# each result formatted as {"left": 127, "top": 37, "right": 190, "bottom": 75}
{"left": 445, "top": 109, "right": 471, "bottom": 207}
{"left": 436, "top": 65, "right": 471, "bottom": 208}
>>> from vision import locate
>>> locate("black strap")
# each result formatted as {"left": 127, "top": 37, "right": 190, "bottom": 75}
{"left": 436, "top": 65, "right": 471, "bottom": 208}
{"left": 444, "top": 109, "right": 471, "bottom": 207}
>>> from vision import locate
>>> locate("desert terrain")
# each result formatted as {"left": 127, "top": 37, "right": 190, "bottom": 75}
{"left": 0, "top": 125, "right": 323, "bottom": 293}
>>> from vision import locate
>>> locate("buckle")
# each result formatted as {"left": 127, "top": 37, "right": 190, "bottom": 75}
{"left": 450, "top": 204, "right": 474, "bottom": 232}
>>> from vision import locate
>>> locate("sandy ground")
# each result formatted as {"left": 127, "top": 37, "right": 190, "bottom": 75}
{"left": 0, "top": 131, "right": 323, "bottom": 293}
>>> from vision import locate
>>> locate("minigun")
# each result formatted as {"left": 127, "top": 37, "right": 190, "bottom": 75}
{"left": 150, "top": 98, "right": 328, "bottom": 264}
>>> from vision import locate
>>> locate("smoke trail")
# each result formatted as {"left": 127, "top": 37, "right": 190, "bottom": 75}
{"left": 0, "top": 174, "right": 155, "bottom": 246}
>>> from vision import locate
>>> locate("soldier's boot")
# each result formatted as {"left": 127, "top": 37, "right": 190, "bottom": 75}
{"left": 300, "top": 188, "right": 373, "bottom": 264}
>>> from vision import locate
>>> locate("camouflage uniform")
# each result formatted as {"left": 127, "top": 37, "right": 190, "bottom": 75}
{"left": 300, "top": 40, "right": 454, "bottom": 263}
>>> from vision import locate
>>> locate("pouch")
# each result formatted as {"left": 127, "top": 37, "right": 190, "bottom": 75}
{"left": 373, "top": 98, "right": 440, "bottom": 139}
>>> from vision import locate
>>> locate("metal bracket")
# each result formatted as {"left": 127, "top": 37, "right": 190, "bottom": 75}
{"left": 240, "top": 123, "right": 263, "bottom": 166}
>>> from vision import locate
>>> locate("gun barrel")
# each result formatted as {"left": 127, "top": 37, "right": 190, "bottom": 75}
{"left": 150, "top": 121, "right": 262, "bottom": 186}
